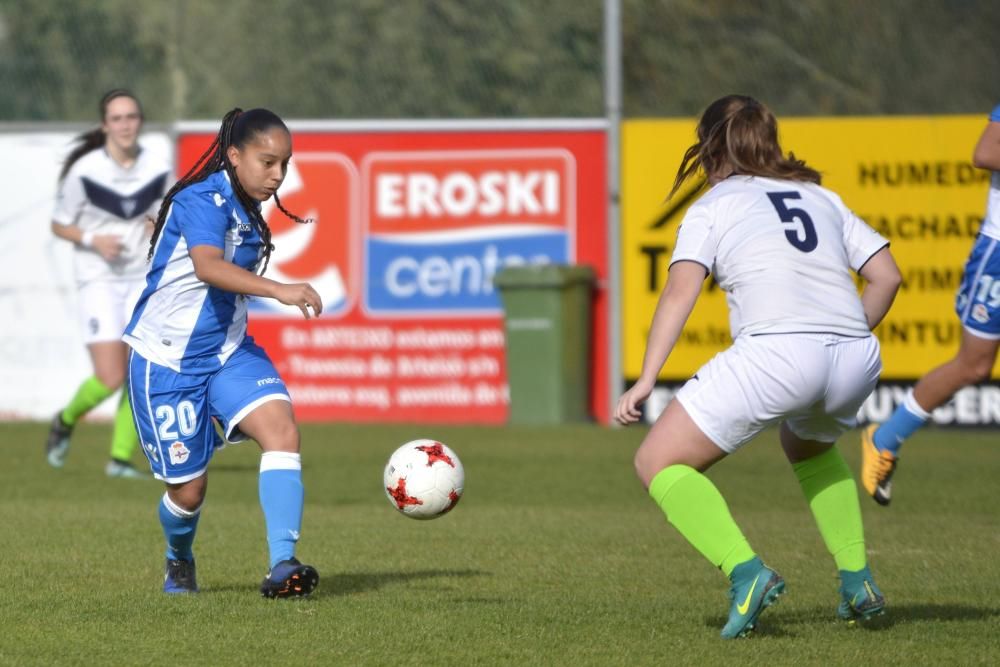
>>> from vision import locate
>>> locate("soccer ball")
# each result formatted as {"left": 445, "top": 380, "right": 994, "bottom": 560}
{"left": 383, "top": 439, "right": 464, "bottom": 520}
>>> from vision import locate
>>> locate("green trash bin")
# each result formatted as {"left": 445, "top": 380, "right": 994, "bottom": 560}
{"left": 494, "top": 264, "right": 596, "bottom": 425}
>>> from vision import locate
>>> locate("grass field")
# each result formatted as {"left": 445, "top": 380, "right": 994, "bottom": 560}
{"left": 1, "top": 420, "right": 998, "bottom": 666}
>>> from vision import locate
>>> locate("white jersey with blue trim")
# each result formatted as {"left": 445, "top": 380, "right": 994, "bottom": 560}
{"left": 669, "top": 175, "right": 888, "bottom": 339}
{"left": 123, "top": 170, "right": 265, "bottom": 374}
{"left": 980, "top": 103, "right": 1000, "bottom": 241}
{"left": 53, "top": 146, "right": 170, "bottom": 284}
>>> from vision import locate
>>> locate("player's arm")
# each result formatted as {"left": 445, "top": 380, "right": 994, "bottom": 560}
{"left": 972, "top": 119, "right": 1000, "bottom": 171}
{"left": 51, "top": 222, "right": 125, "bottom": 261}
{"left": 51, "top": 168, "right": 124, "bottom": 260}
{"left": 857, "top": 246, "right": 901, "bottom": 330}
{"left": 615, "top": 260, "right": 707, "bottom": 425}
{"left": 189, "top": 245, "right": 323, "bottom": 319}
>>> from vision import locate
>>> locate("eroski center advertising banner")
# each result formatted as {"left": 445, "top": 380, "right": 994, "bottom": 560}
{"left": 177, "top": 123, "right": 608, "bottom": 424}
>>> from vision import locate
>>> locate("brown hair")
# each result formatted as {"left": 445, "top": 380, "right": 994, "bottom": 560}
{"left": 668, "top": 95, "right": 821, "bottom": 200}
{"left": 59, "top": 89, "right": 143, "bottom": 181}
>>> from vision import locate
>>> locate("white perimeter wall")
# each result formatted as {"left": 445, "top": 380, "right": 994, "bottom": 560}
{"left": 0, "top": 131, "right": 173, "bottom": 420}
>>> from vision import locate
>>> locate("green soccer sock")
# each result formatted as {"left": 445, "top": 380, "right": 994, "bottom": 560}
{"left": 648, "top": 464, "right": 756, "bottom": 577}
{"left": 61, "top": 376, "right": 115, "bottom": 426}
{"left": 792, "top": 446, "right": 867, "bottom": 572}
{"left": 110, "top": 390, "right": 140, "bottom": 462}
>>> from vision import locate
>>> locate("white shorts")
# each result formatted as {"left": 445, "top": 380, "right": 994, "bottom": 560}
{"left": 76, "top": 280, "right": 145, "bottom": 344}
{"left": 675, "top": 333, "right": 881, "bottom": 453}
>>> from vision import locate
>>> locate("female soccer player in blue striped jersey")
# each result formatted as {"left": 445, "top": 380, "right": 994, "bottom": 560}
{"left": 616, "top": 95, "right": 902, "bottom": 638}
{"left": 861, "top": 103, "right": 1000, "bottom": 505}
{"left": 123, "top": 108, "right": 321, "bottom": 597}
{"left": 47, "top": 89, "right": 170, "bottom": 479}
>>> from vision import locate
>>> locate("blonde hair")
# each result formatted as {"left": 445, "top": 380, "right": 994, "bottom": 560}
{"left": 668, "top": 95, "right": 821, "bottom": 200}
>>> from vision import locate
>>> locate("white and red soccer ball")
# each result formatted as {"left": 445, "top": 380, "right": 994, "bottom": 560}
{"left": 383, "top": 439, "right": 464, "bottom": 520}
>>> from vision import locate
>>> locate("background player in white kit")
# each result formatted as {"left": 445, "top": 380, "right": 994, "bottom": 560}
{"left": 124, "top": 107, "right": 321, "bottom": 597}
{"left": 46, "top": 89, "right": 170, "bottom": 479}
{"left": 861, "top": 103, "right": 1000, "bottom": 505}
{"left": 615, "top": 95, "right": 903, "bottom": 638}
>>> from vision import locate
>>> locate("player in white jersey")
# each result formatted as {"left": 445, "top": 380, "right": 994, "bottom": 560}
{"left": 46, "top": 89, "right": 170, "bottom": 479}
{"left": 861, "top": 103, "right": 1000, "bottom": 505}
{"left": 615, "top": 95, "right": 902, "bottom": 638}
{"left": 123, "top": 108, "right": 321, "bottom": 597}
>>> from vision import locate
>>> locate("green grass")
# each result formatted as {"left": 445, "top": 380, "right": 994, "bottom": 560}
{"left": 1, "top": 421, "right": 998, "bottom": 665}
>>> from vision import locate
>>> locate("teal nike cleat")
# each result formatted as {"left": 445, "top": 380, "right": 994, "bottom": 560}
{"left": 45, "top": 412, "right": 73, "bottom": 468}
{"left": 105, "top": 459, "right": 151, "bottom": 479}
{"left": 838, "top": 565, "right": 886, "bottom": 623}
{"left": 721, "top": 557, "right": 785, "bottom": 639}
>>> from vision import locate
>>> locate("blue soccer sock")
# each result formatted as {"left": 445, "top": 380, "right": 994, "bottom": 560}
{"left": 259, "top": 451, "right": 304, "bottom": 570}
{"left": 874, "top": 389, "right": 931, "bottom": 455}
{"left": 159, "top": 493, "right": 201, "bottom": 562}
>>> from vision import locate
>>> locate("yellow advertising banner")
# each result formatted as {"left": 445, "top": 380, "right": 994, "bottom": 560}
{"left": 622, "top": 116, "right": 992, "bottom": 381}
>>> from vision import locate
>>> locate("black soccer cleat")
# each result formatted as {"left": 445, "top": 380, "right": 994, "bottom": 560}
{"left": 46, "top": 412, "right": 74, "bottom": 468}
{"left": 164, "top": 558, "right": 199, "bottom": 594}
{"left": 260, "top": 558, "right": 319, "bottom": 599}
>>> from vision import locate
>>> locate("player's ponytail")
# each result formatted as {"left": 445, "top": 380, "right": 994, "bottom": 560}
{"left": 147, "top": 109, "right": 237, "bottom": 260}
{"left": 59, "top": 89, "right": 143, "bottom": 181}
{"left": 668, "top": 95, "right": 821, "bottom": 200}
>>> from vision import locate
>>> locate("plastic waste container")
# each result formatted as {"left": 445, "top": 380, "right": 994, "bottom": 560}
{"left": 494, "top": 264, "right": 596, "bottom": 425}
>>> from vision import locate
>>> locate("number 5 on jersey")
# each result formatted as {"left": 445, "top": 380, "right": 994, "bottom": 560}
{"left": 767, "top": 191, "right": 818, "bottom": 252}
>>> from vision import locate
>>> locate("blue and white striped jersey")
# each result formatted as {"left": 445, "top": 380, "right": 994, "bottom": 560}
{"left": 123, "top": 170, "right": 265, "bottom": 374}
{"left": 981, "top": 103, "right": 1000, "bottom": 241}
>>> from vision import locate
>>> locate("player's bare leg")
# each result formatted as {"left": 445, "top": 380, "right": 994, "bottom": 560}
{"left": 634, "top": 398, "right": 726, "bottom": 485}
{"left": 864, "top": 330, "right": 1000, "bottom": 504}
{"left": 637, "top": 399, "right": 784, "bottom": 638}
{"left": 912, "top": 331, "right": 1000, "bottom": 410}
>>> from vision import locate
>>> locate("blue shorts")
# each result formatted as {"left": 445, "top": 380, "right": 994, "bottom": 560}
{"left": 127, "top": 337, "right": 291, "bottom": 483}
{"left": 955, "top": 234, "right": 1000, "bottom": 339}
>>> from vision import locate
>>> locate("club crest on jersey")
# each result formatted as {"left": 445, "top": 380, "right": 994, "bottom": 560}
{"left": 972, "top": 303, "right": 990, "bottom": 323}
{"left": 168, "top": 441, "right": 190, "bottom": 465}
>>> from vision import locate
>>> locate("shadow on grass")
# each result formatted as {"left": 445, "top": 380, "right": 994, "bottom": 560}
{"left": 322, "top": 569, "right": 488, "bottom": 598}
{"left": 702, "top": 613, "right": 796, "bottom": 638}
{"left": 199, "top": 570, "right": 488, "bottom": 597}
{"left": 716, "top": 602, "right": 1000, "bottom": 636}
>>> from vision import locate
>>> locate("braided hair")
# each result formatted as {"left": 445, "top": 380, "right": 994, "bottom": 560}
{"left": 59, "top": 89, "right": 142, "bottom": 181}
{"left": 147, "top": 107, "right": 311, "bottom": 275}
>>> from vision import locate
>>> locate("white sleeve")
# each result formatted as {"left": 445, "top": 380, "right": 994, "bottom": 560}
{"left": 145, "top": 153, "right": 173, "bottom": 218}
{"left": 840, "top": 205, "right": 889, "bottom": 271}
{"left": 146, "top": 169, "right": 171, "bottom": 218}
{"left": 669, "top": 203, "right": 715, "bottom": 272}
{"left": 52, "top": 167, "right": 86, "bottom": 226}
